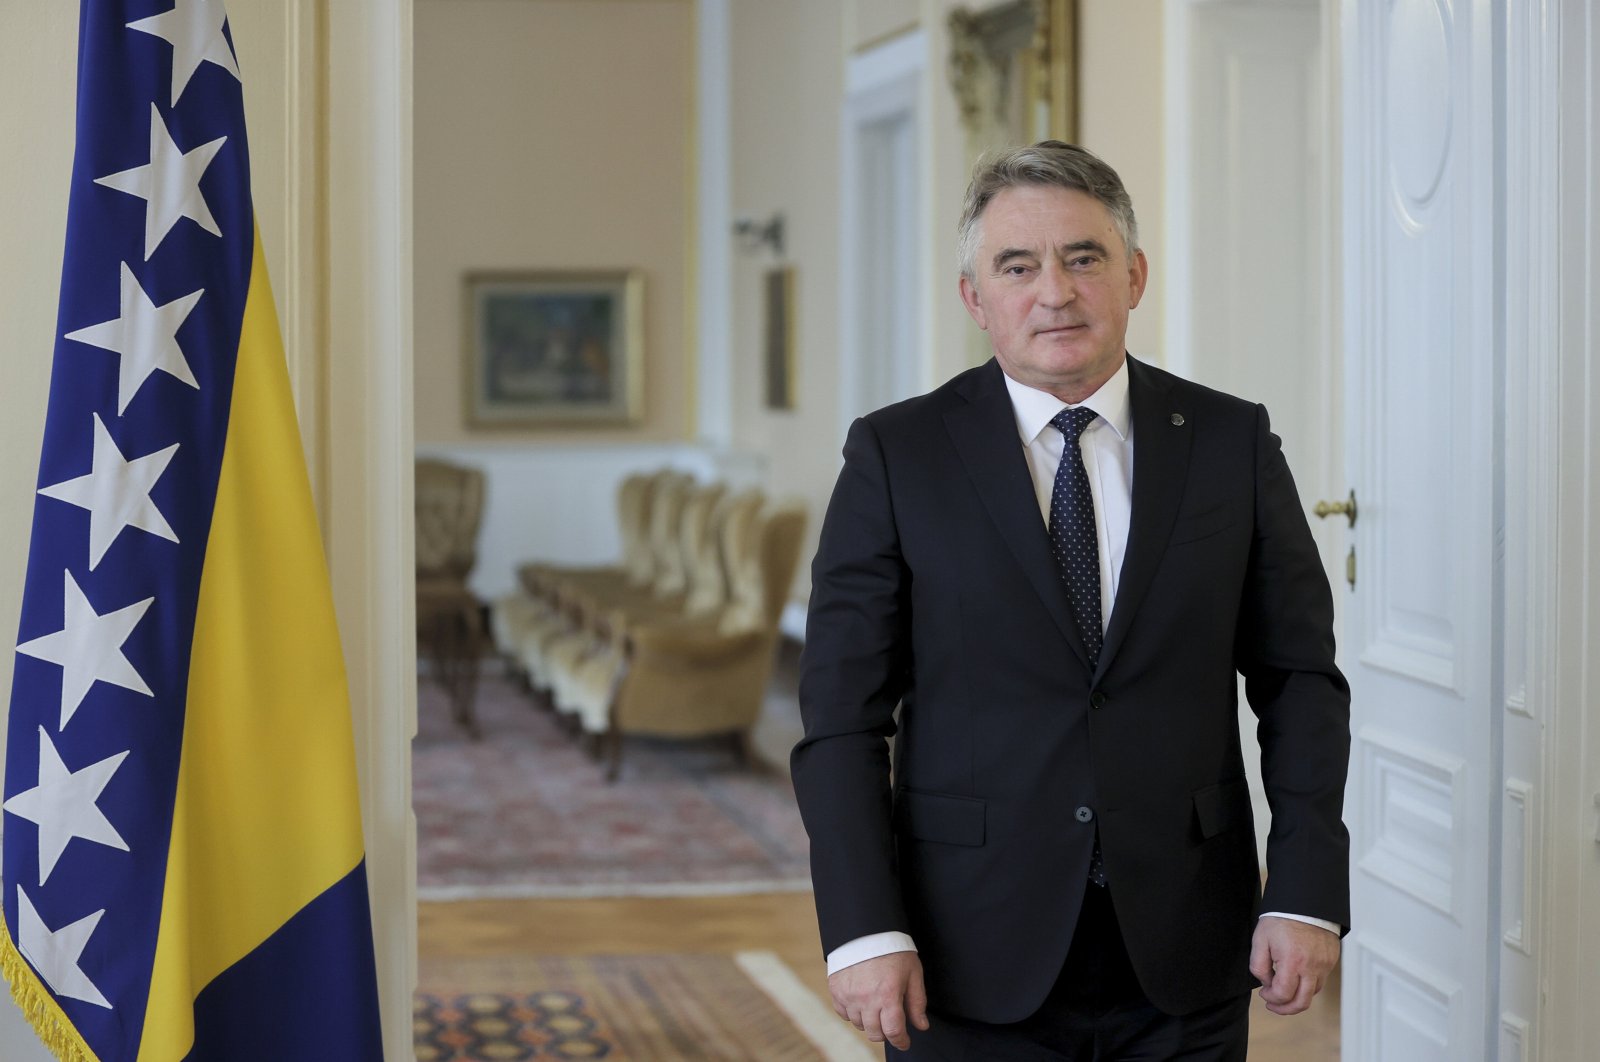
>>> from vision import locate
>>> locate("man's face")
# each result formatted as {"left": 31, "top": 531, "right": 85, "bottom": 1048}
{"left": 959, "top": 184, "right": 1148, "bottom": 403}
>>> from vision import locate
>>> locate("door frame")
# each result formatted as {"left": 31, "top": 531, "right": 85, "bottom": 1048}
{"left": 323, "top": 3, "right": 416, "bottom": 1059}
{"left": 1542, "top": 1, "right": 1600, "bottom": 1057}
{"left": 838, "top": 28, "right": 929, "bottom": 433}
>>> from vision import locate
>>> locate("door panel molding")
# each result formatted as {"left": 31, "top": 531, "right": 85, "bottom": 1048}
{"left": 1355, "top": 727, "right": 1465, "bottom": 920}
{"left": 1351, "top": 935, "right": 1463, "bottom": 1061}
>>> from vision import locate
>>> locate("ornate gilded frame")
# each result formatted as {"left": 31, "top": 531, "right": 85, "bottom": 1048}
{"left": 948, "top": 0, "right": 1078, "bottom": 157}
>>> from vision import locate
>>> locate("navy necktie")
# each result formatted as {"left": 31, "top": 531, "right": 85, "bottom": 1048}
{"left": 1049, "top": 406, "right": 1108, "bottom": 887}
{"left": 1048, "top": 407, "right": 1103, "bottom": 666}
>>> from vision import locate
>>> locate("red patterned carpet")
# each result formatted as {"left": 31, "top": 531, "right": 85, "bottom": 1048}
{"left": 415, "top": 674, "right": 812, "bottom": 898}
{"left": 413, "top": 952, "right": 872, "bottom": 1061}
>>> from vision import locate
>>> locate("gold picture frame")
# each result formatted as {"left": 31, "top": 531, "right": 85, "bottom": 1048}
{"left": 763, "top": 267, "right": 796, "bottom": 410}
{"left": 463, "top": 270, "right": 644, "bottom": 428}
{"left": 948, "top": 0, "right": 1078, "bottom": 157}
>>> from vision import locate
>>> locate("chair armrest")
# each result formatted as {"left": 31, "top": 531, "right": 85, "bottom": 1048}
{"left": 628, "top": 624, "right": 767, "bottom": 666}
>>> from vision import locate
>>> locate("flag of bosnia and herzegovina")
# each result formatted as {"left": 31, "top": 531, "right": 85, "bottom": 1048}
{"left": 0, "top": 2, "right": 384, "bottom": 1059}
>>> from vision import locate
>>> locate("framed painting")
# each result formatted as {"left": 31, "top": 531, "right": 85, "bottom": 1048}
{"left": 464, "top": 270, "right": 643, "bottom": 427}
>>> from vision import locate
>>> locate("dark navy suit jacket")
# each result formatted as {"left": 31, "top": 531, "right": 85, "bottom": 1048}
{"left": 792, "top": 355, "right": 1350, "bottom": 1023}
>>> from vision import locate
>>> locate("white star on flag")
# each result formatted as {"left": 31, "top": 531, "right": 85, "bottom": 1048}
{"left": 95, "top": 104, "right": 226, "bottom": 260}
{"left": 4, "top": 728, "right": 130, "bottom": 887}
{"left": 38, "top": 413, "right": 180, "bottom": 570}
{"left": 63, "top": 262, "right": 202, "bottom": 415}
{"left": 15, "top": 571, "right": 155, "bottom": 732}
{"left": 15, "top": 888, "right": 111, "bottom": 1009}
{"left": 128, "top": 0, "right": 241, "bottom": 107}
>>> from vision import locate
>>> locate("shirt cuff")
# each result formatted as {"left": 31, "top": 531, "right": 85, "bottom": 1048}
{"left": 825, "top": 932, "right": 918, "bottom": 975}
{"left": 1260, "top": 911, "right": 1342, "bottom": 935}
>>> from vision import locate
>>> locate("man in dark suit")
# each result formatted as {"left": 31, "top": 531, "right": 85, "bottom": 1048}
{"left": 791, "top": 142, "right": 1349, "bottom": 1059}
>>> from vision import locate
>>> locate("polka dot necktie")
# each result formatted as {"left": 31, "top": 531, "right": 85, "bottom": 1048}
{"left": 1048, "top": 407, "right": 1103, "bottom": 667}
{"left": 1049, "top": 406, "right": 1108, "bottom": 887}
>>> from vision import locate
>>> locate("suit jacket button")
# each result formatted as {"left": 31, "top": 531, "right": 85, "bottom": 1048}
{"left": 1089, "top": 691, "right": 1107, "bottom": 709}
{"left": 1074, "top": 806, "right": 1094, "bottom": 823}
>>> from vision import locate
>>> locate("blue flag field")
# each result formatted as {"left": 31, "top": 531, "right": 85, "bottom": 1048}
{"left": 1, "top": 1, "right": 384, "bottom": 1058}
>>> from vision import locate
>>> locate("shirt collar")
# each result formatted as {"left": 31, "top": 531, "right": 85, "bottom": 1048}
{"left": 1001, "top": 357, "right": 1132, "bottom": 445}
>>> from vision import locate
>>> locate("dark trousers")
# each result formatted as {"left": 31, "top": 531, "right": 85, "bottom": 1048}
{"left": 886, "top": 886, "right": 1250, "bottom": 1061}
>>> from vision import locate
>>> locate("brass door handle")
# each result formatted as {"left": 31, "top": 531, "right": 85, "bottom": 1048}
{"left": 1313, "top": 489, "right": 1358, "bottom": 529}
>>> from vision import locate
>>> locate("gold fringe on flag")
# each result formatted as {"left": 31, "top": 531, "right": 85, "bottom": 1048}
{"left": 0, "top": 922, "right": 100, "bottom": 1062}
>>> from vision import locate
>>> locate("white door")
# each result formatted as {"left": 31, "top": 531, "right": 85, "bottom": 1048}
{"left": 1338, "top": 0, "right": 1496, "bottom": 1057}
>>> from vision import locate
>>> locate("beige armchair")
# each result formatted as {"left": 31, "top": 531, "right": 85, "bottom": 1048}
{"left": 415, "top": 458, "right": 487, "bottom": 736}
{"left": 547, "top": 480, "right": 728, "bottom": 721}
{"left": 561, "top": 488, "right": 763, "bottom": 737}
{"left": 521, "top": 471, "right": 696, "bottom": 694}
{"left": 592, "top": 501, "right": 808, "bottom": 780}
{"left": 489, "top": 470, "right": 660, "bottom": 669}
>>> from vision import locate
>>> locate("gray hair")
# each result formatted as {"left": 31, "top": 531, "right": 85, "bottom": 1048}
{"left": 956, "top": 140, "right": 1140, "bottom": 278}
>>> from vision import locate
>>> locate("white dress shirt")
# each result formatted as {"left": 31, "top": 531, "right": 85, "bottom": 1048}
{"left": 825, "top": 361, "right": 1337, "bottom": 976}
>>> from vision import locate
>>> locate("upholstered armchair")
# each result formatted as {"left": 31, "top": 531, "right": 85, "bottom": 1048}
{"left": 520, "top": 471, "right": 695, "bottom": 693}
{"left": 415, "top": 457, "right": 487, "bottom": 736}
{"left": 560, "top": 488, "right": 761, "bottom": 737}
{"left": 590, "top": 501, "right": 808, "bottom": 780}
{"left": 546, "top": 481, "right": 728, "bottom": 720}
{"left": 489, "top": 470, "right": 659, "bottom": 667}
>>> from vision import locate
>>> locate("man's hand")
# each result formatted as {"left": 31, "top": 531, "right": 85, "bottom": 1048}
{"left": 828, "top": 951, "right": 930, "bottom": 1050}
{"left": 1249, "top": 916, "right": 1341, "bottom": 1015}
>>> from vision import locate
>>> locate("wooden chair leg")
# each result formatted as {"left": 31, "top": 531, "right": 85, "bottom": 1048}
{"left": 604, "top": 727, "right": 623, "bottom": 783}
{"left": 444, "top": 611, "right": 481, "bottom": 741}
{"left": 736, "top": 728, "right": 763, "bottom": 772}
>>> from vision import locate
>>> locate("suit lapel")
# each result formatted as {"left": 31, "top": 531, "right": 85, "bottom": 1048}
{"left": 943, "top": 361, "right": 1093, "bottom": 670}
{"left": 1098, "top": 356, "right": 1192, "bottom": 680}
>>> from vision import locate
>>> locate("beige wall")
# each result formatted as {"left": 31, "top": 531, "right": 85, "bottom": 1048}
{"left": 413, "top": 0, "right": 695, "bottom": 445}
{"left": 728, "top": 0, "right": 847, "bottom": 596}
{"left": 728, "top": 0, "right": 1165, "bottom": 602}
{"left": 847, "top": 0, "right": 921, "bottom": 51}
{"left": 0, "top": 33, "right": 75, "bottom": 1055}
{"left": 1078, "top": 0, "right": 1164, "bottom": 362}
{"left": 0, "top": 18, "right": 61, "bottom": 1030}
{"left": 405, "top": 0, "right": 1162, "bottom": 605}
{"left": 0, "top": 7, "right": 75, "bottom": 749}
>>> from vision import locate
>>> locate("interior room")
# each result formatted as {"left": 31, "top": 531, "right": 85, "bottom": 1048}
{"left": 1, "top": 1, "right": 1598, "bottom": 1060}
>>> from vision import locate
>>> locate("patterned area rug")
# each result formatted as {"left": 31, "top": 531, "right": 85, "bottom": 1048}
{"left": 415, "top": 674, "right": 812, "bottom": 898}
{"left": 414, "top": 952, "right": 874, "bottom": 1061}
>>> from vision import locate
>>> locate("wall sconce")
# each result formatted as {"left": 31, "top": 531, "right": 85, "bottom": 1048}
{"left": 733, "top": 213, "right": 785, "bottom": 257}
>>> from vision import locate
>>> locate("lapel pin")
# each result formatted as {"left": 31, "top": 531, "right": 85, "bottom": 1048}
{"left": 1170, "top": 413, "right": 1185, "bottom": 426}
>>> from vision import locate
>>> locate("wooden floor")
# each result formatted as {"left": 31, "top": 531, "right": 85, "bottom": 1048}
{"left": 419, "top": 891, "right": 1339, "bottom": 1060}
